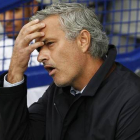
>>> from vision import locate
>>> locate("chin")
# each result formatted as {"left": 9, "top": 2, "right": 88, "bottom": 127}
{"left": 53, "top": 74, "right": 74, "bottom": 88}
{"left": 55, "top": 82, "right": 69, "bottom": 88}
{"left": 54, "top": 80, "right": 71, "bottom": 88}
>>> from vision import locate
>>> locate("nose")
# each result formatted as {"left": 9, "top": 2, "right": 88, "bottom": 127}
{"left": 37, "top": 47, "right": 50, "bottom": 63}
{"left": 4, "top": 11, "right": 13, "bottom": 21}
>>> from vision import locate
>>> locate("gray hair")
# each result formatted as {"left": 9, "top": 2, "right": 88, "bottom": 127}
{"left": 30, "top": 2, "right": 109, "bottom": 58}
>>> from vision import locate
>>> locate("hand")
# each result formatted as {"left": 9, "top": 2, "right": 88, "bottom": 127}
{"left": 7, "top": 19, "right": 45, "bottom": 83}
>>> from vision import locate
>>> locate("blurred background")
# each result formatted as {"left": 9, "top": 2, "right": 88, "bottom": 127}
{"left": 0, "top": 0, "right": 140, "bottom": 105}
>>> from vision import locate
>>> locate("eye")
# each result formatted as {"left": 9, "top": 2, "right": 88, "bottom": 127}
{"left": 36, "top": 42, "right": 54, "bottom": 52}
{"left": 46, "top": 42, "right": 54, "bottom": 46}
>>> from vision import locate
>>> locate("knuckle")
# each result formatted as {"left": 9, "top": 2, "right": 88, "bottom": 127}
{"left": 35, "top": 23, "right": 44, "bottom": 29}
{"left": 22, "top": 24, "right": 27, "bottom": 32}
{"left": 36, "top": 32, "right": 42, "bottom": 37}
{"left": 22, "top": 27, "right": 31, "bottom": 34}
{"left": 20, "top": 28, "right": 27, "bottom": 35}
{"left": 34, "top": 42, "right": 42, "bottom": 48}
{"left": 27, "top": 46, "right": 33, "bottom": 52}
{"left": 19, "top": 49, "right": 24, "bottom": 54}
{"left": 26, "top": 28, "right": 31, "bottom": 33}
{"left": 36, "top": 41, "right": 42, "bottom": 46}
{"left": 24, "top": 35, "right": 31, "bottom": 42}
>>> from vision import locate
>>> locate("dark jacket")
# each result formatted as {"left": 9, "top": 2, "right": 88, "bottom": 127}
{"left": 0, "top": 46, "right": 140, "bottom": 140}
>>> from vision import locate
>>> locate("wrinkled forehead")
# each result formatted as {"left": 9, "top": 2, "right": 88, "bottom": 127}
{"left": 36, "top": 15, "right": 66, "bottom": 42}
{"left": 40, "top": 15, "right": 63, "bottom": 33}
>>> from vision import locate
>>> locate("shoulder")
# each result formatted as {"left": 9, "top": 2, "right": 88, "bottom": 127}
{"left": 101, "top": 63, "right": 140, "bottom": 108}
{"left": 111, "top": 62, "right": 140, "bottom": 95}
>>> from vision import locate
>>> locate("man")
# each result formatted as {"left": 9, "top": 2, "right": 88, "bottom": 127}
{"left": 0, "top": 0, "right": 38, "bottom": 38}
{"left": 0, "top": 2, "right": 140, "bottom": 140}
{"left": 0, "top": 0, "right": 47, "bottom": 106}
{"left": 0, "top": 0, "right": 39, "bottom": 70}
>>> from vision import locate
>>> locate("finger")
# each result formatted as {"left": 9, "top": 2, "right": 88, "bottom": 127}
{"left": 22, "top": 32, "right": 45, "bottom": 45}
{"left": 25, "top": 41, "right": 44, "bottom": 54}
{"left": 19, "top": 19, "right": 39, "bottom": 34}
{"left": 21, "top": 22, "right": 45, "bottom": 35}
{"left": 24, "top": 19, "right": 40, "bottom": 28}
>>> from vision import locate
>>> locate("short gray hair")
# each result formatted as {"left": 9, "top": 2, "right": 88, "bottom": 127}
{"left": 30, "top": 2, "right": 109, "bottom": 58}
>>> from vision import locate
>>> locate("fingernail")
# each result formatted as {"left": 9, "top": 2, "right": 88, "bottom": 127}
{"left": 41, "top": 23, "right": 45, "bottom": 27}
{"left": 35, "top": 19, "right": 39, "bottom": 22}
{"left": 41, "top": 32, "right": 44, "bottom": 36}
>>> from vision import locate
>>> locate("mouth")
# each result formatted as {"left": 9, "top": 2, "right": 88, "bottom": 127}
{"left": 44, "top": 65, "right": 56, "bottom": 76}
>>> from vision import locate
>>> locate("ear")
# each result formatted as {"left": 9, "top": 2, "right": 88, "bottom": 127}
{"left": 29, "top": 0, "right": 39, "bottom": 15}
{"left": 77, "top": 29, "right": 91, "bottom": 53}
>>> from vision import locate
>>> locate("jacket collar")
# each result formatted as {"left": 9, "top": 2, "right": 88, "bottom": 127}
{"left": 81, "top": 45, "right": 117, "bottom": 97}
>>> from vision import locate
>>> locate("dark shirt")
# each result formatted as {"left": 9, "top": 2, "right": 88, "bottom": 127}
{"left": 0, "top": 45, "right": 140, "bottom": 140}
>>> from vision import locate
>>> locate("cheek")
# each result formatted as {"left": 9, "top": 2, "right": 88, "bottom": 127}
{"left": 60, "top": 52, "right": 82, "bottom": 76}
{"left": 52, "top": 41, "right": 82, "bottom": 71}
{"left": 67, "top": 51, "right": 85, "bottom": 78}
{"left": 52, "top": 50, "right": 84, "bottom": 86}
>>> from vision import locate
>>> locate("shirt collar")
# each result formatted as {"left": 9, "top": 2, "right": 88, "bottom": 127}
{"left": 70, "top": 86, "right": 86, "bottom": 96}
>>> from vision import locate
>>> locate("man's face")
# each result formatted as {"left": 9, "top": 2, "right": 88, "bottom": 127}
{"left": 0, "top": 4, "right": 32, "bottom": 38}
{"left": 37, "top": 15, "right": 87, "bottom": 89}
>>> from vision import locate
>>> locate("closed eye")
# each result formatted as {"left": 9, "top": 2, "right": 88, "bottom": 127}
{"left": 45, "top": 42, "right": 54, "bottom": 46}
{"left": 36, "top": 41, "right": 54, "bottom": 52}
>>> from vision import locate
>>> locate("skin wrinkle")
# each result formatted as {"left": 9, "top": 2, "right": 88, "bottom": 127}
{"left": 30, "top": 3, "right": 109, "bottom": 58}
{"left": 35, "top": 15, "right": 104, "bottom": 90}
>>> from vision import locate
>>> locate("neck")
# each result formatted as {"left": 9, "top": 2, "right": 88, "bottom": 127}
{"left": 72, "top": 56, "right": 104, "bottom": 91}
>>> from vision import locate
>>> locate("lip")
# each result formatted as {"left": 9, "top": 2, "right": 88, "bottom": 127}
{"left": 44, "top": 65, "right": 56, "bottom": 76}
{"left": 48, "top": 68, "right": 56, "bottom": 76}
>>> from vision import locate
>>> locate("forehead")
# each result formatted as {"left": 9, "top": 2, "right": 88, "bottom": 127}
{"left": 40, "top": 15, "right": 66, "bottom": 39}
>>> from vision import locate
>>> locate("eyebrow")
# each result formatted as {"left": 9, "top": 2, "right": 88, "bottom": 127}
{"left": 36, "top": 38, "right": 55, "bottom": 52}
{"left": 42, "top": 38, "right": 56, "bottom": 43}
{"left": 36, "top": 38, "right": 52, "bottom": 43}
